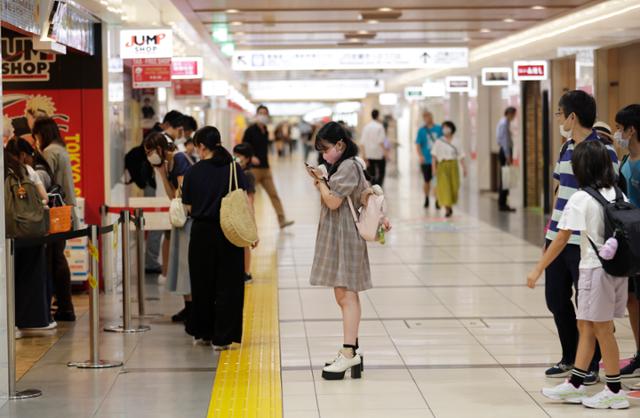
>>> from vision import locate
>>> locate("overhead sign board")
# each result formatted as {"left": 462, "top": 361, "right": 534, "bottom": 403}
{"left": 248, "top": 79, "right": 384, "bottom": 101}
{"left": 232, "top": 48, "right": 468, "bottom": 71}
{"left": 120, "top": 29, "right": 173, "bottom": 59}
{"left": 174, "top": 78, "right": 202, "bottom": 97}
{"left": 132, "top": 58, "right": 172, "bottom": 89}
{"left": 171, "top": 57, "right": 203, "bottom": 79}
{"left": 513, "top": 60, "right": 548, "bottom": 81}
{"left": 404, "top": 86, "right": 424, "bottom": 101}
{"left": 446, "top": 76, "right": 472, "bottom": 93}
{"left": 481, "top": 67, "right": 512, "bottom": 86}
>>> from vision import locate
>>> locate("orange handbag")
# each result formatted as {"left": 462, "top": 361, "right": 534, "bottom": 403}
{"left": 49, "top": 205, "right": 72, "bottom": 234}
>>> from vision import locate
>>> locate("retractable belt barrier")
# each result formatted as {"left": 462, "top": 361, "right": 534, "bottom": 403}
{"left": 4, "top": 206, "right": 158, "bottom": 396}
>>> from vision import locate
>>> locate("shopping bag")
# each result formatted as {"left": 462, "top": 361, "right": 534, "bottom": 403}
{"left": 501, "top": 165, "right": 518, "bottom": 190}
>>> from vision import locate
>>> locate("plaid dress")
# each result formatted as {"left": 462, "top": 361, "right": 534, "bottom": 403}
{"left": 310, "top": 159, "right": 372, "bottom": 292}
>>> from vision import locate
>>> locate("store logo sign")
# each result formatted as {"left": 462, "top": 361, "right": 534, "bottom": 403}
{"left": 120, "top": 29, "right": 173, "bottom": 59}
{"left": 1, "top": 37, "right": 56, "bottom": 82}
{"left": 513, "top": 61, "right": 548, "bottom": 81}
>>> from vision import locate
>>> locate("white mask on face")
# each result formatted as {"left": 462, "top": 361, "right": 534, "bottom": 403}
{"left": 614, "top": 131, "right": 629, "bottom": 149}
{"left": 147, "top": 151, "right": 162, "bottom": 166}
{"left": 559, "top": 125, "right": 571, "bottom": 138}
{"left": 256, "top": 114, "right": 269, "bottom": 125}
{"left": 442, "top": 127, "right": 452, "bottom": 136}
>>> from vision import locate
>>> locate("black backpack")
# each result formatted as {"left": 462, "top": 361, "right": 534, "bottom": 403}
{"left": 124, "top": 145, "right": 155, "bottom": 190}
{"left": 583, "top": 186, "right": 640, "bottom": 277}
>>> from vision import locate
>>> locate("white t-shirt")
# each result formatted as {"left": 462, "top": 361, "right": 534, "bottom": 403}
{"left": 431, "top": 137, "right": 465, "bottom": 161}
{"left": 557, "top": 187, "right": 627, "bottom": 269}
{"left": 360, "top": 120, "right": 386, "bottom": 160}
{"left": 25, "top": 164, "right": 43, "bottom": 187}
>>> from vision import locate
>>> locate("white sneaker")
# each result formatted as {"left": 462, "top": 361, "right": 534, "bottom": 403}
{"left": 322, "top": 351, "right": 362, "bottom": 380}
{"left": 541, "top": 380, "right": 587, "bottom": 403}
{"left": 20, "top": 321, "right": 57, "bottom": 331}
{"left": 157, "top": 275, "right": 167, "bottom": 284}
{"left": 582, "top": 387, "right": 629, "bottom": 409}
{"left": 15, "top": 327, "right": 22, "bottom": 339}
{"left": 213, "top": 344, "right": 230, "bottom": 351}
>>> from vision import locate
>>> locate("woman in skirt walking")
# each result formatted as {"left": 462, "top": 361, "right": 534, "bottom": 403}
{"left": 431, "top": 121, "right": 467, "bottom": 217}
{"left": 307, "top": 121, "right": 390, "bottom": 380}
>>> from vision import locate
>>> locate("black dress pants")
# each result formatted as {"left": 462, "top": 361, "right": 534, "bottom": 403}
{"left": 367, "top": 159, "right": 386, "bottom": 186}
{"left": 15, "top": 245, "right": 49, "bottom": 328}
{"left": 545, "top": 241, "right": 601, "bottom": 371}
{"left": 186, "top": 219, "right": 244, "bottom": 345}
{"left": 47, "top": 239, "right": 75, "bottom": 314}
{"left": 498, "top": 148, "right": 509, "bottom": 208}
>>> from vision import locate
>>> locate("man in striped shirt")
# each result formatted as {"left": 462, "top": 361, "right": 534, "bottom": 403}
{"left": 543, "top": 91, "right": 619, "bottom": 383}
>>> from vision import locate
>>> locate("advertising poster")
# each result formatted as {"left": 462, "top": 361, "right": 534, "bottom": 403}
{"left": 131, "top": 58, "right": 172, "bottom": 89}
{"left": 2, "top": 27, "right": 104, "bottom": 225}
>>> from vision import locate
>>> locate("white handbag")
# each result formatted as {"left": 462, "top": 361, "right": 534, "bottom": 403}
{"left": 169, "top": 191, "right": 188, "bottom": 228}
{"left": 501, "top": 165, "right": 519, "bottom": 190}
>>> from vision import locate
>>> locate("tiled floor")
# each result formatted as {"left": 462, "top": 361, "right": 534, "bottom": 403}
{"left": 274, "top": 157, "right": 640, "bottom": 417}
{"left": 4, "top": 155, "right": 640, "bottom": 417}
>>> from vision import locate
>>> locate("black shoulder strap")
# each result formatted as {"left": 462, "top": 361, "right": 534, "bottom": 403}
{"left": 621, "top": 153, "right": 630, "bottom": 168}
{"left": 582, "top": 186, "right": 610, "bottom": 207}
{"left": 613, "top": 186, "right": 624, "bottom": 202}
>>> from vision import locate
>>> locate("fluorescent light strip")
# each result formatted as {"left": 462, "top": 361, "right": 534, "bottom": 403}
{"left": 471, "top": 0, "right": 640, "bottom": 62}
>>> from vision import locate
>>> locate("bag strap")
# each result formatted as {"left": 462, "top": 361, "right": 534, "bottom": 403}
{"left": 228, "top": 162, "right": 239, "bottom": 192}
{"left": 439, "top": 138, "right": 459, "bottom": 158}
{"left": 346, "top": 196, "right": 359, "bottom": 223}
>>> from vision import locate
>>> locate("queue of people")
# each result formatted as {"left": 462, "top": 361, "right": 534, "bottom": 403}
{"left": 3, "top": 113, "right": 77, "bottom": 336}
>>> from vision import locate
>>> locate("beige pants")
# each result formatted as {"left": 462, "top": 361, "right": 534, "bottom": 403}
{"left": 252, "top": 167, "right": 286, "bottom": 225}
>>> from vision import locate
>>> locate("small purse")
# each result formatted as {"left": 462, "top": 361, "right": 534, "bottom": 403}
{"left": 169, "top": 186, "right": 188, "bottom": 228}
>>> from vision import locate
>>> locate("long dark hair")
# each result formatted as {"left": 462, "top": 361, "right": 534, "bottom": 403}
{"left": 571, "top": 140, "right": 616, "bottom": 189}
{"left": 314, "top": 121, "right": 359, "bottom": 177}
{"left": 6, "top": 137, "right": 53, "bottom": 178}
{"left": 193, "top": 126, "right": 232, "bottom": 165}
{"left": 3, "top": 149, "right": 25, "bottom": 180}
{"left": 32, "top": 117, "right": 64, "bottom": 150}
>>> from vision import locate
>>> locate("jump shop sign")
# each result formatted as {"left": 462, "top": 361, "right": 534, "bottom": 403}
{"left": 1, "top": 27, "right": 105, "bottom": 225}
{"left": 120, "top": 29, "right": 173, "bottom": 59}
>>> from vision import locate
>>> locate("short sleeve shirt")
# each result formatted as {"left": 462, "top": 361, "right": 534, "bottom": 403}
{"left": 621, "top": 157, "right": 640, "bottom": 207}
{"left": 169, "top": 152, "right": 193, "bottom": 189}
{"left": 416, "top": 124, "right": 442, "bottom": 165}
{"left": 329, "top": 159, "right": 362, "bottom": 200}
{"left": 558, "top": 188, "right": 626, "bottom": 269}
{"left": 431, "top": 137, "right": 465, "bottom": 161}
{"left": 546, "top": 131, "right": 619, "bottom": 245}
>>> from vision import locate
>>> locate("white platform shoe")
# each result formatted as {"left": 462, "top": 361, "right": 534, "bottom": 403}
{"left": 322, "top": 350, "right": 362, "bottom": 380}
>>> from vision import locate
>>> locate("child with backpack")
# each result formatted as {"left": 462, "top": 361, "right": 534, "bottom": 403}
{"left": 614, "top": 104, "right": 640, "bottom": 385}
{"left": 527, "top": 140, "right": 634, "bottom": 409}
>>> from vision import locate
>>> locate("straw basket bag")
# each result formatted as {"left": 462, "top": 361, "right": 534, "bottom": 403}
{"left": 220, "top": 162, "right": 258, "bottom": 247}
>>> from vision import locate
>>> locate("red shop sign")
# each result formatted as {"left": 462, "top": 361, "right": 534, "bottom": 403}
{"left": 174, "top": 78, "right": 202, "bottom": 97}
{"left": 171, "top": 57, "right": 203, "bottom": 79}
{"left": 132, "top": 58, "right": 172, "bottom": 89}
{"left": 513, "top": 61, "right": 548, "bottom": 81}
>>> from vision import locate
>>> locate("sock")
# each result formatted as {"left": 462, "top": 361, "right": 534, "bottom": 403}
{"left": 342, "top": 344, "right": 357, "bottom": 357}
{"left": 569, "top": 367, "right": 588, "bottom": 388}
{"left": 355, "top": 338, "right": 359, "bottom": 351}
{"left": 605, "top": 374, "right": 622, "bottom": 393}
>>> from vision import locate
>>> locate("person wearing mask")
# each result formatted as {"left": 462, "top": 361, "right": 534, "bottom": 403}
{"left": 431, "top": 121, "right": 467, "bottom": 218}
{"left": 145, "top": 110, "right": 185, "bottom": 276}
{"left": 497, "top": 107, "right": 517, "bottom": 212}
{"left": 529, "top": 140, "right": 630, "bottom": 409}
{"left": 614, "top": 104, "right": 640, "bottom": 383}
{"left": 32, "top": 117, "right": 77, "bottom": 322}
{"left": 143, "top": 132, "right": 194, "bottom": 321}
{"left": 415, "top": 110, "right": 443, "bottom": 209}
{"left": 360, "top": 109, "right": 387, "bottom": 186}
{"left": 307, "top": 121, "right": 391, "bottom": 380}
{"left": 182, "top": 126, "right": 250, "bottom": 350}
{"left": 542, "top": 90, "right": 618, "bottom": 383}
{"left": 242, "top": 105, "right": 294, "bottom": 229}
{"left": 175, "top": 115, "right": 198, "bottom": 153}
{"left": 4, "top": 146, "right": 53, "bottom": 333}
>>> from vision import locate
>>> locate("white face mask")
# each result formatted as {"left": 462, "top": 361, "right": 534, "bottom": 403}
{"left": 147, "top": 151, "right": 162, "bottom": 166}
{"left": 256, "top": 114, "right": 269, "bottom": 125}
{"left": 614, "top": 131, "right": 629, "bottom": 149}
{"left": 442, "top": 127, "right": 452, "bottom": 136}
{"left": 175, "top": 137, "right": 186, "bottom": 146}
{"left": 559, "top": 124, "right": 571, "bottom": 139}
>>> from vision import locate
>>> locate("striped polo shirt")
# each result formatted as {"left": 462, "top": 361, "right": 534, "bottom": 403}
{"left": 546, "top": 130, "right": 619, "bottom": 245}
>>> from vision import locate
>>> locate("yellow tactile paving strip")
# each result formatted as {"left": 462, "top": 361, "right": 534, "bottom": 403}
{"left": 207, "top": 229, "right": 282, "bottom": 418}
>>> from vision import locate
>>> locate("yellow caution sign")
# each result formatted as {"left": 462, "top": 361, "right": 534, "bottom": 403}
{"left": 88, "top": 242, "right": 99, "bottom": 261}
{"left": 87, "top": 273, "right": 97, "bottom": 289}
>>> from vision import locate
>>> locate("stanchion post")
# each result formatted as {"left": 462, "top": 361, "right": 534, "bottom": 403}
{"left": 5, "top": 238, "right": 41, "bottom": 399}
{"left": 68, "top": 226, "right": 123, "bottom": 369}
{"left": 135, "top": 208, "right": 146, "bottom": 317}
{"left": 100, "top": 205, "right": 114, "bottom": 294}
{"left": 104, "top": 211, "right": 150, "bottom": 333}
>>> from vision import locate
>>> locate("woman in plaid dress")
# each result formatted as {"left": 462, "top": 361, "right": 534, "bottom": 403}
{"left": 307, "top": 122, "right": 389, "bottom": 380}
